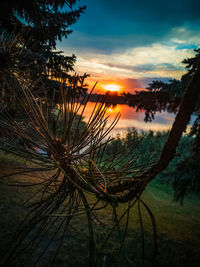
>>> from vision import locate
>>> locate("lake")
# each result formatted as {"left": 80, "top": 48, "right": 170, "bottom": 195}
{"left": 80, "top": 102, "right": 176, "bottom": 137}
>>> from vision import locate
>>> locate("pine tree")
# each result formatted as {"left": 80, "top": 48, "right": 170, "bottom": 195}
{"left": 0, "top": 0, "right": 88, "bottom": 112}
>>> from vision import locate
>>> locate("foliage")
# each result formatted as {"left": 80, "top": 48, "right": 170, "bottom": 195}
{"left": 0, "top": 0, "right": 88, "bottom": 112}
{"left": 124, "top": 79, "right": 182, "bottom": 122}
{"left": 125, "top": 49, "right": 200, "bottom": 122}
{"left": 172, "top": 134, "right": 200, "bottom": 203}
{"left": 0, "top": 83, "right": 151, "bottom": 266}
{"left": 124, "top": 49, "right": 200, "bottom": 200}
{"left": 106, "top": 129, "right": 200, "bottom": 203}
{"left": 0, "top": 0, "right": 86, "bottom": 48}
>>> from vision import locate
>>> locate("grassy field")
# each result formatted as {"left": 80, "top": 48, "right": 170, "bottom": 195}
{"left": 0, "top": 159, "right": 200, "bottom": 266}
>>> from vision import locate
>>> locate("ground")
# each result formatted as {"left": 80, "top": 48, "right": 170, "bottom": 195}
{"left": 0, "top": 158, "right": 200, "bottom": 266}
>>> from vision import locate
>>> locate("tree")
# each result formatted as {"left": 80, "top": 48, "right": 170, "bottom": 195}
{"left": 0, "top": 0, "right": 85, "bottom": 48}
{"left": 124, "top": 49, "right": 200, "bottom": 201}
{"left": 0, "top": 0, "right": 88, "bottom": 114}
{"left": 125, "top": 49, "right": 200, "bottom": 122}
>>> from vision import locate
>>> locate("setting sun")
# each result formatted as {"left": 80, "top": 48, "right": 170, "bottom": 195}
{"left": 102, "top": 84, "right": 121, "bottom": 92}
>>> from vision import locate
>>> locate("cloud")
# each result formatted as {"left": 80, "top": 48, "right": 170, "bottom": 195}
{"left": 57, "top": 8, "right": 200, "bottom": 87}
{"left": 102, "top": 62, "right": 185, "bottom": 73}
{"left": 118, "top": 43, "right": 195, "bottom": 66}
{"left": 60, "top": 0, "right": 200, "bottom": 54}
{"left": 167, "top": 26, "right": 200, "bottom": 48}
{"left": 65, "top": 42, "right": 195, "bottom": 82}
{"left": 102, "top": 63, "right": 156, "bottom": 72}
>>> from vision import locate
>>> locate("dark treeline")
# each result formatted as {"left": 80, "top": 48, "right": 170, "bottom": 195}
{"left": 86, "top": 92, "right": 126, "bottom": 105}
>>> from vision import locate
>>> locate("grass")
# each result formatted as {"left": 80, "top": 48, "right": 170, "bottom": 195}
{"left": 0, "top": 160, "right": 200, "bottom": 266}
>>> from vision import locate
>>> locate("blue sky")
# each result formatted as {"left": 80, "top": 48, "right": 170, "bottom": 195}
{"left": 57, "top": 0, "right": 200, "bottom": 93}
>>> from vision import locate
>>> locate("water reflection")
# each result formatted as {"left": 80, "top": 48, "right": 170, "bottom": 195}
{"left": 80, "top": 102, "right": 176, "bottom": 137}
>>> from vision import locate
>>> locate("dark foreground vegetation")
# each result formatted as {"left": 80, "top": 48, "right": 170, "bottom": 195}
{"left": 105, "top": 129, "right": 200, "bottom": 203}
{"left": 0, "top": 142, "right": 200, "bottom": 267}
{"left": 0, "top": 130, "right": 200, "bottom": 266}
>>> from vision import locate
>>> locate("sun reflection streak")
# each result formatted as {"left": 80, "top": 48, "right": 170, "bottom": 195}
{"left": 78, "top": 102, "right": 176, "bottom": 137}
{"left": 107, "top": 105, "right": 120, "bottom": 113}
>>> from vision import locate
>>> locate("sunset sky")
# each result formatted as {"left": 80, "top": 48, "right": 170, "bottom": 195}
{"left": 58, "top": 0, "right": 200, "bottom": 94}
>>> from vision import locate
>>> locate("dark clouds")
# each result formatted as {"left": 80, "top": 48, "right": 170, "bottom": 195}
{"left": 57, "top": 0, "right": 200, "bottom": 85}
{"left": 62, "top": 0, "right": 200, "bottom": 53}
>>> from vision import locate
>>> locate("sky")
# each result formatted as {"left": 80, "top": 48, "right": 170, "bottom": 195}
{"left": 57, "top": 0, "right": 200, "bottom": 93}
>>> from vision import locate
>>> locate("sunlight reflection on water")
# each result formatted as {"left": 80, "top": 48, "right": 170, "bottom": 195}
{"left": 80, "top": 102, "right": 176, "bottom": 137}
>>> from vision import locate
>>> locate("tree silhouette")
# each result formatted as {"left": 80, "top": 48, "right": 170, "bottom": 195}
{"left": 0, "top": 0, "right": 88, "bottom": 114}
{"left": 125, "top": 49, "right": 200, "bottom": 201}
{"left": 0, "top": 0, "right": 86, "bottom": 48}
{"left": 125, "top": 49, "right": 200, "bottom": 123}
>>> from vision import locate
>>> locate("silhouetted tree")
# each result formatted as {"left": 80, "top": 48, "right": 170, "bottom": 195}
{"left": 0, "top": 0, "right": 88, "bottom": 113}
{"left": 125, "top": 49, "right": 200, "bottom": 201}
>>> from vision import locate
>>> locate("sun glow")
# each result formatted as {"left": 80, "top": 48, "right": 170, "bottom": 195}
{"left": 108, "top": 105, "right": 120, "bottom": 113}
{"left": 102, "top": 84, "right": 121, "bottom": 92}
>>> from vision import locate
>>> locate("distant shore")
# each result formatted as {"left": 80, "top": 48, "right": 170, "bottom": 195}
{"left": 85, "top": 92, "right": 127, "bottom": 105}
